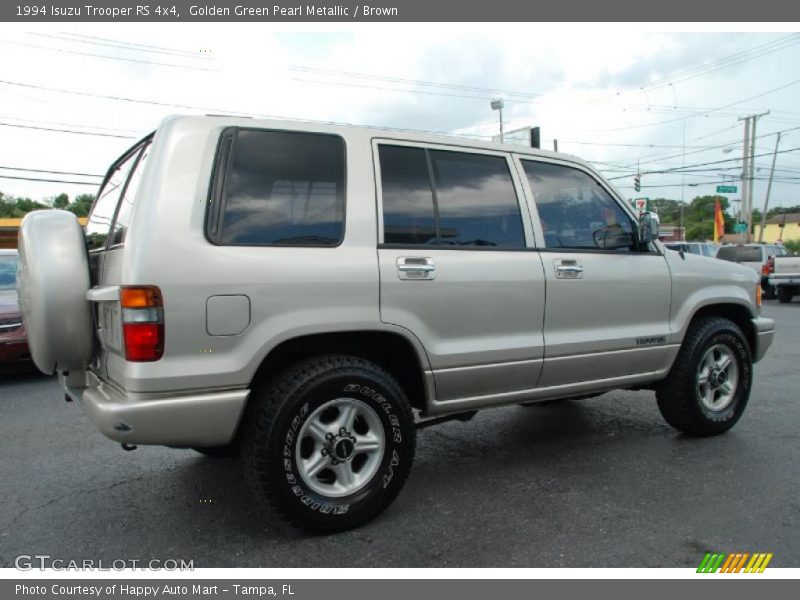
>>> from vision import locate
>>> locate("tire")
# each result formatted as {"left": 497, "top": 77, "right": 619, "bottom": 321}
{"left": 656, "top": 317, "right": 752, "bottom": 437}
{"left": 17, "top": 210, "right": 94, "bottom": 374}
{"left": 242, "top": 355, "right": 416, "bottom": 534}
{"left": 777, "top": 287, "right": 793, "bottom": 304}
{"left": 763, "top": 284, "right": 777, "bottom": 300}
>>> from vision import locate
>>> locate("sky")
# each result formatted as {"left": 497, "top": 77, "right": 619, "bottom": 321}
{"left": 1, "top": 24, "right": 799, "bottom": 217}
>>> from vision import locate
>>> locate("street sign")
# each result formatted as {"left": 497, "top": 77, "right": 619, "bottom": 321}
{"left": 734, "top": 222, "right": 747, "bottom": 233}
{"left": 716, "top": 185, "right": 738, "bottom": 194}
{"left": 633, "top": 197, "right": 649, "bottom": 213}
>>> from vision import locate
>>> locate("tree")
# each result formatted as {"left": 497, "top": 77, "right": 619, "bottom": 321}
{"left": 67, "top": 194, "right": 94, "bottom": 217}
{"left": 684, "top": 195, "right": 735, "bottom": 241}
{"left": 648, "top": 198, "right": 686, "bottom": 224}
{"left": 53, "top": 193, "right": 69, "bottom": 209}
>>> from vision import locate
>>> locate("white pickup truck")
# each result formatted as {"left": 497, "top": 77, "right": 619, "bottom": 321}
{"left": 768, "top": 255, "right": 800, "bottom": 303}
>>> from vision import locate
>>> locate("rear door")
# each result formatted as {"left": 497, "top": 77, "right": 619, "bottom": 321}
{"left": 515, "top": 156, "right": 673, "bottom": 388}
{"left": 375, "top": 141, "right": 546, "bottom": 405}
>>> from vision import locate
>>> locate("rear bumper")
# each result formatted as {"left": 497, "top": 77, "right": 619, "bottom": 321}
{"left": 0, "top": 340, "right": 30, "bottom": 363}
{"left": 63, "top": 371, "right": 249, "bottom": 446}
{"left": 751, "top": 317, "right": 775, "bottom": 364}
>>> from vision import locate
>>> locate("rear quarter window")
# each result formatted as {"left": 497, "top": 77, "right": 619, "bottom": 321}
{"left": 208, "top": 129, "right": 346, "bottom": 246}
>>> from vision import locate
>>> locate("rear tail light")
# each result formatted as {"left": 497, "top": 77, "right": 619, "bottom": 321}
{"left": 120, "top": 286, "right": 164, "bottom": 361}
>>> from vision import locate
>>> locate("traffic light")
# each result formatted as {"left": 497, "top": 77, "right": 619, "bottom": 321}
{"left": 634, "top": 173, "right": 641, "bottom": 192}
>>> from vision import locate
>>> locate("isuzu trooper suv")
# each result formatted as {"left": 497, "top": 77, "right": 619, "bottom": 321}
{"left": 18, "top": 115, "right": 775, "bottom": 533}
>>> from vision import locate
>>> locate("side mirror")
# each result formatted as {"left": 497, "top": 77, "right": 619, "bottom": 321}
{"left": 638, "top": 212, "right": 659, "bottom": 247}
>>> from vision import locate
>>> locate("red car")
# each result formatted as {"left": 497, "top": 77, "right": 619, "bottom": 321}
{"left": 0, "top": 249, "right": 30, "bottom": 364}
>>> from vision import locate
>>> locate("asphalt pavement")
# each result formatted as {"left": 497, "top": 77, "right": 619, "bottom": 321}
{"left": 1, "top": 301, "right": 798, "bottom": 568}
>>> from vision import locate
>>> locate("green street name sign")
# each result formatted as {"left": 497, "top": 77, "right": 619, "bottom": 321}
{"left": 716, "top": 185, "right": 738, "bottom": 194}
{"left": 734, "top": 222, "right": 747, "bottom": 233}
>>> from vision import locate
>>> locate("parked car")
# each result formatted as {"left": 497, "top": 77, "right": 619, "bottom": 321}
{"left": 716, "top": 243, "right": 787, "bottom": 299}
{"left": 17, "top": 116, "right": 774, "bottom": 533}
{"left": 0, "top": 249, "right": 30, "bottom": 364}
{"left": 768, "top": 254, "right": 800, "bottom": 303}
{"left": 664, "top": 242, "right": 718, "bottom": 257}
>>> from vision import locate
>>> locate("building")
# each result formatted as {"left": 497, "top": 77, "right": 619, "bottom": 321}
{"left": 753, "top": 213, "right": 800, "bottom": 243}
{"left": 0, "top": 216, "right": 88, "bottom": 249}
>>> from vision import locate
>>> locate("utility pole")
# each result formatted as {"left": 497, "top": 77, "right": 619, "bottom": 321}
{"left": 738, "top": 111, "right": 769, "bottom": 242}
{"left": 758, "top": 132, "right": 781, "bottom": 243}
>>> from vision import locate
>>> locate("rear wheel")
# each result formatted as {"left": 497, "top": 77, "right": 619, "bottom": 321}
{"left": 242, "top": 355, "right": 415, "bottom": 533}
{"left": 656, "top": 317, "right": 752, "bottom": 436}
{"left": 777, "top": 286, "right": 793, "bottom": 304}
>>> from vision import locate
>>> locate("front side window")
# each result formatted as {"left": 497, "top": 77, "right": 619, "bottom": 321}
{"left": 211, "top": 129, "right": 345, "bottom": 246}
{"left": 85, "top": 145, "right": 143, "bottom": 251}
{"left": 379, "top": 145, "right": 525, "bottom": 248}
{"left": 522, "top": 160, "right": 635, "bottom": 251}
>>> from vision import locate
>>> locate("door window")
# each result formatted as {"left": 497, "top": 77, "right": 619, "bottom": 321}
{"left": 379, "top": 144, "right": 525, "bottom": 248}
{"left": 522, "top": 160, "right": 635, "bottom": 251}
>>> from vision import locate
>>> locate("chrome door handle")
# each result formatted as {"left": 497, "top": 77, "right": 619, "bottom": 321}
{"left": 554, "top": 259, "right": 584, "bottom": 279}
{"left": 398, "top": 264, "right": 435, "bottom": 272}
{"left": 396, "top": 257, "right": 436, "bottom": 280}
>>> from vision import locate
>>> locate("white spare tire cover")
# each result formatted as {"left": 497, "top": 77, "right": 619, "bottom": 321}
{"left": 17, "top": 210, "right": 95, "bottom": 374}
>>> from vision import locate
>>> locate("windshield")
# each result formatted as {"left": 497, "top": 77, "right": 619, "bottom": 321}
{"left": 0, "top": 255, "right": 18, "bottom": 290}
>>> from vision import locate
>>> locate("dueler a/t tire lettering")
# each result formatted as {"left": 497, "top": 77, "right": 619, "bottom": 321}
{"left": 242, "top": 355, "right": 415, "bottom": 533}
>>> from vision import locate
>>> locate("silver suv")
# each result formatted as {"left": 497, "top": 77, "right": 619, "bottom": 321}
{"left": 18, "top": 116, "right": 775, "bottom": 532}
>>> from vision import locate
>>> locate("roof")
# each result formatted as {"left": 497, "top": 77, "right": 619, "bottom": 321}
{"left": 765, "top": 212, "right": 800, "bottom": 225}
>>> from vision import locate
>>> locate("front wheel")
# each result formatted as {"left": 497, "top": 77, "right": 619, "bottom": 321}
{"left": 656, "top": 317, "right": 752, "bottom": 436}
{"left": 242, "top": 355, "right": 416, "bottom": 533}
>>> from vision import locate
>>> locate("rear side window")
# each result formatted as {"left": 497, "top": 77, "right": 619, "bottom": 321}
{"left": 85, "top": 146, "right": 141, "bottom": 251}
{"left": 109, "top": 142, "right": 151, "bottom": 247}
{"left": 522, "top": 160, "right": 635, "bottom": 251}
{"left": 209, "top": 129, "right": 345, "bottom": 246}
{"left": 717, "top": 246, "right": 764, "bottom": 262}
{"left": 716, "top": 246, "right": 738, "bottom": 262}
{"left": 378, "top": 145, "right": 525, "bottom": 248}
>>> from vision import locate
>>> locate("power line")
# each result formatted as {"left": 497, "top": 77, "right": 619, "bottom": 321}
{"left": 0, "top": 121, "right": 136, "bottom": 139}
{"left": 0, "top": 165, "right": 103, "bottom": 178}
{"left": 0, "top": 38, "right": 217, "bottom": 73}
{"left": 607, "top": 146, "right": 800, "bottom": 179}
{"left": 36, "top": 32, "right": 214, "bottom": 61}
{"left": 0, "top": 174, "right": 99, "bottom": 185}
{"left": 640, "top": 34, "right": 800, "bottom": 92}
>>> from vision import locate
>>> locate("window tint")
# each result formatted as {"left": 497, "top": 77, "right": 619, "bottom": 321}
{"left": 379, "top": 145, "right": 436, "bottom": 245}
{"left": 109, "top": 142, "right": 151, "bottom": 247}
{"left": 522, "top": 161, "right": 635, "bottom": 251}
{"left": 378, "top": 145, "right": 525, "bottom": 248}
{"left": 717, "top": 246, "right": 764, "bottom": 263}
{"left": 716, "top": 246, "right": 738, "bottom": 262}
{"left": 85, "top": 147, "right": 141, "bottom": 250}
{"left": 429, "top": 150, "right": 525, "bottom": 247}
{"left": 214, "top": 129, "right": 345, "bottom": 246}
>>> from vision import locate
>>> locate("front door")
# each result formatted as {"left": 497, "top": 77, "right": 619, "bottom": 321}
{"left": 515, "top": 156, "right": 673, "bottom": 388}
